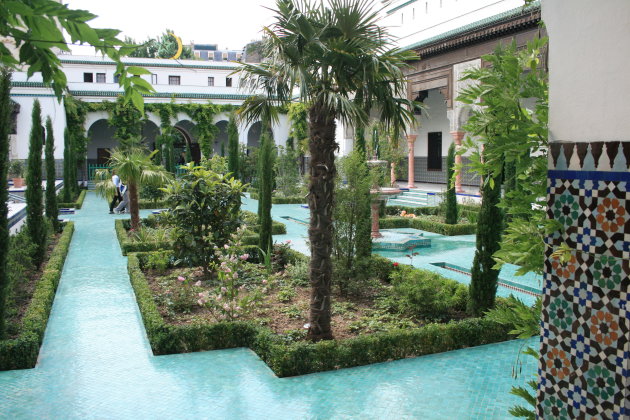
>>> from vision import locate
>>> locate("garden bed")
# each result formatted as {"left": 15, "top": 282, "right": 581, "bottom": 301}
{"left": 0, "top": 222, "right": 75, "bottom": 370}
{"left": 127, "top": 250, "right": 511, "bottom": 377}
{"left": 57, "top": 189, "right": 87, "bottom": 209}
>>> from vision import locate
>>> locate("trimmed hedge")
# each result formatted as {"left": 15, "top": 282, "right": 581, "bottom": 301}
{"left": 249, "top": 192, "right": 306, "bottom": 204}
{"left": 0, "top": 222, "right": 75, "bottom": 370}
{"left": 115, "top": 219, "right": 171, "bottom": 255}
{"left": 128, "top": 251, "right": 510, "bottom": 377}
{"left": 385, "top": 205, "right": 440, "bottom": 216}
{"left": 58, "top": 189, "right": 87, "bottom": 209}
{"left": 116, "top": 216, "right": 287, "bottom": 255}
{"left": 380, "top": 216, "right": 476, "bottom": 236}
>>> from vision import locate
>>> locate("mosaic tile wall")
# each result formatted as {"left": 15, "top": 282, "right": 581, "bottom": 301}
{"left": 538, "top": 141, "right": 629, "bottom": 419}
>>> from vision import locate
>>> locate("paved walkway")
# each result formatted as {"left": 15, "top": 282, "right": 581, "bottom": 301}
{"left": 0, "top": 193, "right": 536, "bottom": 419}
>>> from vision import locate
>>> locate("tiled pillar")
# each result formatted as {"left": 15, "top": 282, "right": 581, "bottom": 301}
{"left": 450, "top": 131, "right": 465, "bottom": 193}
{"left": 406, "top": 134, "right": 417, "bottom": 189}
{"left": 538, "top": 2, "right": 629, "bottom": 418}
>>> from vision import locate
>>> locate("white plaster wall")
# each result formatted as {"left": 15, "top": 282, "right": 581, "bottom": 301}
{"left": 382, "top": 0, "right": 526, "bottom": 48}
{"left": 411, "top": 88, "right": 451, "bottom": 156}
{"left": 543, "top": 0, "right": 630, "bottom": 142}
{"left": 10, "top": 95, "right": 66, "bottom": 160}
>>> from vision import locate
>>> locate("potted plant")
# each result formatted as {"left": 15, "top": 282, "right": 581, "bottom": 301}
{"left": 9, "top": 160, "right": 25, "bottom": 188}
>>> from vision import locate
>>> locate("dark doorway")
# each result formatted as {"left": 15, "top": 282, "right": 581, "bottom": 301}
{"left": 427, "top": 132, "right": 442, "bottom": 171}
{"left": 97, "top": 148, "right": 111, "bottom": 165}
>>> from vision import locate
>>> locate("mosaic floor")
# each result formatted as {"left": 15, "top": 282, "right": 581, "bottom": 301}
{"left": 0, "top": 193, "right": 537, "bottom": 419}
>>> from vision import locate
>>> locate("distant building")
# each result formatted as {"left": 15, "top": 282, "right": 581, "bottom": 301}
{"left": 190, "top": 43, "right": 243, "bottom": 62}
{"left": 9, "top": 54, "right": 289, "bottom": 179}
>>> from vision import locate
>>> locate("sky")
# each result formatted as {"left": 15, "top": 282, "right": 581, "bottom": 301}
{"left": 65, "top": 0, "right": 280, "bottom": 54}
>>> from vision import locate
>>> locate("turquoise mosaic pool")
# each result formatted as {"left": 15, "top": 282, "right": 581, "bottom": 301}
{"left": 0, "top": 193, "right": 537, "bottom": 418}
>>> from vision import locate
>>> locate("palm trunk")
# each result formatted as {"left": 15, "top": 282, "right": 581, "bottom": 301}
{"left": 128, "top": 181, "right": 141, "bottom": 231}
{"left": 306, "top": 104, "right": 336, "bottom": 341}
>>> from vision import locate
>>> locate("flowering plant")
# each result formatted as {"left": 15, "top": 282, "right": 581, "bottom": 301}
{"left": 197, "top": 227, "right": 265, "bottom": 321}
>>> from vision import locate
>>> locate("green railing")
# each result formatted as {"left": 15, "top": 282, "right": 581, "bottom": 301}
{"left": 88, "top": 164, "right": 111, "bottom": 180}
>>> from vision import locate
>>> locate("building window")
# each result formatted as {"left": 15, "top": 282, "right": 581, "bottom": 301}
{"left": 208, "top": 77, "right": 214, "bottom": 86}
{"left": 226, "top": 77, "right": 232, "bottom": 87}
{"left": 83, "top": 72, "right": 93, "bottom": 83}
{"left": 168, "top": 75, "right": 181, "bottom": 85}
{"left": 96, "top": 73, "right": 106, "bottom": 83}
{"left": 114, "top": 74, "right": 120, "bottom": 84}
{"left": 151, "top": 74, "right": 158, "bottom": 84}
{"left": 427, "top": 132, "right": 442, "bottom": 171}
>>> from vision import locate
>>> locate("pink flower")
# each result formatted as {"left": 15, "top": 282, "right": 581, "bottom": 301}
{"left": 232, "top": 272, "right": 239, "bottom": 279}
{"left": 224, "top": 244, "right": 230, "bottom": 249}
{"left": 223, "top": 303, "right": 230, "bottom": 310}
{"left": 238, "top": 285, "right": 246, "bottom": 291}
{"left": 197, "top": 299, "right": 206, "bottom": 305}
{"left": 285, "top": 240, "right": 292, "bottom": 244}
{"left": 216, "top": 294, "right": 222, "bottom": 301}
{"left": 224, "top": 267, "right": 232, "bottom": 273}
{"left": 221, "top": 287, "right": 227, "bottom": 293}
{"left": 262, "top": 279, "right": 268, "bottom": 285}
{"left": 240, "top": 254, "right": 249, "bottom": 261}
{"left": 194, "top": 281, "right": 202, "bottom": 287}
{"left": 177, "top": 276, "right": 186, "bottom": 282}
{"left": 235, "top": 306, "right": 241, "bottom": 311}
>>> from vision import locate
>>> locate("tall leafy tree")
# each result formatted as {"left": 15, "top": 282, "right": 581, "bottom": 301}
{"left": 237, "top": 0, "right": 417, "bottom": 340}
{"left": 257, "top": 126, "right": 275, "bottom": 254}
{"left": 25, "top": 100, "right": 47, "bottom": 265}
{"left": 44, "top": 117, "right": 59, "bottom": 231}
{"left": 227, "top": 114, "right": 240, "bottom": 178}
{"left": 0, "top": 68, "right": 11, "bottom": 338}
{"left": 109, "top": 96, "right": 143, "bottom": 150}
{"left": 467, "top": 171, "right": 502, "bottom": 316}
{"left": 1, "top": 0, "right": 155, "bottom": 112}
{"left": 444, "top": 143, "right": 458, "bottom": 224}
{"left": 105, "top": 147, "right": 171, "bottom": 230}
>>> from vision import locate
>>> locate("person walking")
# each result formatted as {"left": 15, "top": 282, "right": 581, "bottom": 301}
{"left": 109, "top": 170, "right": 122, "bottom": 214}
{"left": 114, "top": 182, "right": 129, "bottom": 214}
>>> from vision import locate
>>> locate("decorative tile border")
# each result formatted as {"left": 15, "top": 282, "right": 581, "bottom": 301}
{"left": 539, "top": 159, "right": 629, "bottom": 419}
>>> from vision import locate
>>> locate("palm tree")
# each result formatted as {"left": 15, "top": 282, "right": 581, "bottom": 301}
{"left": 96, "top": 147, "right": 171, "bottom": 230}
{"left": 236, "top": 0, "right": 418, "bottom": 341}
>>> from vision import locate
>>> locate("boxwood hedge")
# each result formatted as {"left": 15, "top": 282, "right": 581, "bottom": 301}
{"left": 0, "top": 222, "right": 75, "bottom": 370}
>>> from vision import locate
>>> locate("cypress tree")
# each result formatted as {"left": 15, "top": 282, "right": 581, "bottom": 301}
{"left": 445, "top": 143, "right": 458, "bottom": 224}
{"left": 227, "top": 115, "right": 239, "bottom": 178}
{"left": 25, "top": 100, "right": 47, "bottom": 266}
{"left": 468, "top": 173, "right": 503, "bottom": 316}
{"left": 257, "top": 126, "right": 275, "bottom": 254}
{"left": 355, "top": 126, "right": 366, "bottom": 158}
{"left": 0, "top": 68, "right": 12, "bottom": 338}
{"left": 62, "top": 128, "right": 73, "bottom": 202}
{"left": 45, "top": 117, "right": 59, "bottom": 231}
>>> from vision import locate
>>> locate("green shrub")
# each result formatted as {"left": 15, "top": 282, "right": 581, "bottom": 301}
{"left": 249, "top": 192, "right": 306, "bottom": 204}
{"left": 388, "top": 266, "right": 468, "bottom": 320}
{"left": 57, "top": 189, "right": 87, "bottom": 209}
{"left": 385, "top": 205, "right": 439, "bottom": 216}
{"left": 379, "top": 216, "right": 476, "bottom": 235}
{"left": 0, "top": 222, "right": 74, "bottom": 370}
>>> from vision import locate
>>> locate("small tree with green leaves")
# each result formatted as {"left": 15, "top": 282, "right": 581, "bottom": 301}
{"left": 162, "top": 164, "right": 246, "bottom": 277}
{"left": 44, "top": 117, "right": 59, "bottom": 231}
{"left": 332, "top": 151, "right": 372, "bottom": 296}
{"left": 257, "top": 127, "right": 276, "bottom": 254}
{"left": 227, "top": 114, "right": 240, "bottom": 179}
{"left": 275, "top": 146, "right": 300, "bottom": 197}
{"left": 444, "top": 143, "right": 458, "bottom": 224}
{"left": 62, "top": 128, "right": 75, "bottom": 202}
{"left": 25, "top": 100, "right": 47, "bottom": 265}
{"left": 467, "top": 171, "right": 502, "bottom": 316}
{"left": 0, "top": 68, "right": 12, "bottom": 338}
